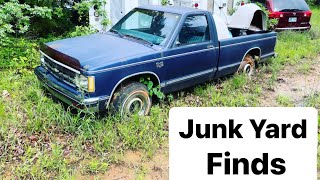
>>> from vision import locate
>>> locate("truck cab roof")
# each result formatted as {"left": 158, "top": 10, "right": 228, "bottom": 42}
{"left": 137, "top": 5, "right": 207, "bottom": 15}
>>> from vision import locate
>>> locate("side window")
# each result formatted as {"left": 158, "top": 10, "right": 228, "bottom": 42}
{"left": 174, "top": 15, "right": 210, "bottom": 47}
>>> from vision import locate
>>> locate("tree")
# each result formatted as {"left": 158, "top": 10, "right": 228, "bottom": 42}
{"left": 0, "top": 0, "right": 52, "bottom": 38}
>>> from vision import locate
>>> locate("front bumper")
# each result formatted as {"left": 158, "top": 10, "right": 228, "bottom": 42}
{"left": 34, "top": 66, "right": 109, "bottom": 112}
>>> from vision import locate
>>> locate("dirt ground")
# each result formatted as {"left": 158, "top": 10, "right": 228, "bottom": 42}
{"left": 77, "top": 148, "right": 169, "bottom": 180}
{"left": 260, "top": 57, "right": 320, "bottom": 107}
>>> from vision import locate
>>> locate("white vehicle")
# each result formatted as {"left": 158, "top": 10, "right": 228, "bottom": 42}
{"left": 170, "top": 0, "right": 244, "bottom": 23}
{"left": 89, "top": 0, "right": 249, "bottom": 31}
{"left": 90, "top": 0, "right": 163, "bottom": 31}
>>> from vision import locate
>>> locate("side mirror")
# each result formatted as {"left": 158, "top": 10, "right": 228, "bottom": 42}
{"left": 175, "top": 41, "right": 181, "bottom": 47}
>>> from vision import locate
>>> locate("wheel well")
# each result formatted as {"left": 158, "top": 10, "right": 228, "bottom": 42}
{"left": 112, "top": 73, "right": 160, "bottom": 98}
{"left": 247, "top": 48, "right": 261, "bottom": 59}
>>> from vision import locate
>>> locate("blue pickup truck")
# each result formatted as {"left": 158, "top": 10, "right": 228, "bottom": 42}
{"left": 35, "top": 5, "right": 277, "bottom": 116}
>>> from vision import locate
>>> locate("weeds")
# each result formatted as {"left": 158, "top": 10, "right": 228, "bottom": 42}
{"left": 0, "top": 70, "right": 169, "bottom": 178}
{"left": 81, "top": 158, "right": 109, "bottom": 174}
{"left": 305, "top": 94, "right": 320, "bottom": 109}
{"left": 276, "top": 95, "right": 294, "bottom": 107}
{"left": 297, "top": 61, "right": 313, "bottom": 74}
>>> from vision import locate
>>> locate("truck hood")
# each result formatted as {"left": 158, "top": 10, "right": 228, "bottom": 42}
{"left": 41, "top": 33, "right": 155, "bottom": 71}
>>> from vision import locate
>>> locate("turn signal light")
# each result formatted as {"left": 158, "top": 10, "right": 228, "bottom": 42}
{"left": 88, "top": 76, "right": 95, "bottom": 93}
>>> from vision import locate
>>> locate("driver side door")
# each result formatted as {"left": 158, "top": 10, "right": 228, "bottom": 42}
{"left": 162, "top": 13, "right": 218, "bottom": 93}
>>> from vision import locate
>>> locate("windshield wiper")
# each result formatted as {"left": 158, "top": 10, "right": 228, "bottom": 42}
{"left": 279, "top": 8, "right": 304, "bottom": 12}
{"left": 123, "top": 34, "right": 154, "bottom": 47}
{"left": 110, "top": 29, "right": 124, "bottom": 38}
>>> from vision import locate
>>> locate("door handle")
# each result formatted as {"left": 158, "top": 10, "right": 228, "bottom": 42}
{"left": 207, "top": 45, "right": 214, "bottom": 49}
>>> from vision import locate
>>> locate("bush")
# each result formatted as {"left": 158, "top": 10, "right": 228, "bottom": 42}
{"left": 0, "top": 37, "right": 39, "bottom": 69}
{"left": 0, "top": 0, "right": 107, "bottom": 38}
{"left": 0, "top": 0, "right": 52, "bottom": 38}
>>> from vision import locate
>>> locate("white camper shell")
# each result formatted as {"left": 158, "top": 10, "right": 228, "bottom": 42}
{"left": 214, "top": 4, "right": 268, "bottom": 40}
{"left": 228, "top": 4, "right": 267, "bottom": 31}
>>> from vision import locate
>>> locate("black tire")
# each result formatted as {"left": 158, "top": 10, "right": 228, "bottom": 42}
{"left": 110, "top": 82, "right": 152, "bottom": 117}
{"left": 237, "top": 54, "right": 255, "bottom": 76}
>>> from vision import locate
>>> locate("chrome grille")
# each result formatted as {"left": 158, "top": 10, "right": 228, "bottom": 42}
{"left": 43, "top": 56, "right": 77, "bottom": 86}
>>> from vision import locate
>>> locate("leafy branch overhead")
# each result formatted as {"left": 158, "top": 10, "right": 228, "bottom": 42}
{"left": 74, "top": 0, "right": 110, "bottom": 30}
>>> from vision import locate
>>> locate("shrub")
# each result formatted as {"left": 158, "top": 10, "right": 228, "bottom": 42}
{"left": 0, "top": 0, "right": 52, "bottom": 38}
{"left": 0, "top": 0, "right": 109, "bottom": 38}
{"left": 0, "top": 37, "right": 39, "bottom": 69}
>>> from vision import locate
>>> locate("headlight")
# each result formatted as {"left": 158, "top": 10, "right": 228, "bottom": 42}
{"left": 75, "top": 75, "right": 95, "bottom": 93}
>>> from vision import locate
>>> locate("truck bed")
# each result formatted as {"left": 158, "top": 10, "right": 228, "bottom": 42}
{"left": 215, "top": 31, "right": 277, "bottom": 78}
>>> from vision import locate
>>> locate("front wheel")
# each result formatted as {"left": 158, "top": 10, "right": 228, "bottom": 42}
{"left": 110, "top": 82, "right": 152, "bottom": 117}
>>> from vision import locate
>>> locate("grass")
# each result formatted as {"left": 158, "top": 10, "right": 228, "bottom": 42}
{"left": 0, "top": 69, "right": 169, "bottom": 178}
{"left": 297, "top": 61, "right": 313, "bottom": 74}
{"left": 0, "top": 6, "right": 320, "bottom": 179}
{"left": 276, "top": 95, "right": 294, "bottom": 107}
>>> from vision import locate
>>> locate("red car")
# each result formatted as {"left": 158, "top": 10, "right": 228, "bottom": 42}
{"left": 251, "top": 0, "right": 312, "bottom": 30}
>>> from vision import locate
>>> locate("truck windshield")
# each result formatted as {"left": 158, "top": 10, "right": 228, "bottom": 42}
{"left": 111, "top": 9, "right": 180, "bottom": 46}
{"left": 272, "top": 0, "right": 310, "bottom": 12}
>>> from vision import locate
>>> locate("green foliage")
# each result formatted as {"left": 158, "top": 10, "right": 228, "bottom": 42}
{"left": 305, "top": 94, "right": 320, "bottom": 109}
{"left": 73, "top": 1, "right": 92, "bottom": 21}
{"left": 305, "top": 0, "right": 316, "bottom": 5}
{"left": 267, "top": 18, "right": 279, "bottom": 30}
{"left": 66, "top": 26, "right": 97, "bottom": 37}
{"left": 161, "top": 0, "right": 169, "bottom": 5}
{"left": 140, "top": 76, "right": 165, "bottom": 99}
{"left": 74, "top": 0, "right": 110, "bottom": 30}
{"left": 254, "top": 2, "right": 279, "bottom": 30}
{"left": 0, "top": 37, "right": 39, "bottom": 69}
{"left": 14, "top": 144, "right": 73, "bottom": 179}
{"left": 0, "top": 0, "right": 109, "bottom": 38}
{"left": 276, "top": 95, "right": 294, "bottom": 106}
{"left": 236, "top": 0, "right": 251, "bottom": 6}
{"left": 82, "top": 159, "right": 109, "bottom": 174}
{"left": 0, "top": 0, "right": 52, "bottom": 37}
{"left": 228, "top": 8, "right": 237, "bottom": 15}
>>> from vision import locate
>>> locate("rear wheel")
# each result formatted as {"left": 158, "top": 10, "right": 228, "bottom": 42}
{"left": 110, "top": 82, "right": 152, "bottom": 117}
{"left": 237, "top": 54, "right": 255, "bottom": 76}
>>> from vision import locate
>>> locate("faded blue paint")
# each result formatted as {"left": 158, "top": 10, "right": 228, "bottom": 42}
{"left": 46, "top": 33, "right": 156, "bottom": 71}
{"left": 34, "top": 6, "right": 277, "bottom": 111}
